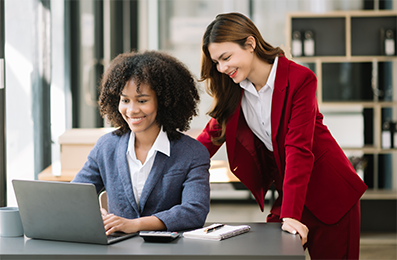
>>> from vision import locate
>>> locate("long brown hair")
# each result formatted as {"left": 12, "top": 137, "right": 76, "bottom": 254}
{"left": 200, "top": 12, "right": 284, "bottom": 145}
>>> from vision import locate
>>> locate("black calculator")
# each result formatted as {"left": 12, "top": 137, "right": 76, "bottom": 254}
{"left": 139, "top": 231, "right": 180, "bottom": 242}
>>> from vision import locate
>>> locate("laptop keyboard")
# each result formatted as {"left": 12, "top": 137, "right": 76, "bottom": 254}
{"left": 107, "top": 232, "right": 128, "bottom": 241}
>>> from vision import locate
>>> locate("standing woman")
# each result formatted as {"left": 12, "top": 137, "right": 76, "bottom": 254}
{"left": 197, "top": 12, "right": 367, "bottom": 260}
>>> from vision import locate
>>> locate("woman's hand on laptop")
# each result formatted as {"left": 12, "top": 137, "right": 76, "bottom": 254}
{"left": 102, "top": 214, "right": 136, "bottom": 235}
{"left": 102, "top": 214, "right": 167, "bottom": 235}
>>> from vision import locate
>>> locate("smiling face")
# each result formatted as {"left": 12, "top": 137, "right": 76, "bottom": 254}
{"left": 118, "top": 79, "right": 160, "bottom": 138}
{"left": 207, "top": 39, "right": 255, "bottom": 84}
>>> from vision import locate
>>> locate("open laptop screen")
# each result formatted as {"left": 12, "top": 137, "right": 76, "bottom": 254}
{"left": 12, "top": 179, "right": 136, "bottom": 244}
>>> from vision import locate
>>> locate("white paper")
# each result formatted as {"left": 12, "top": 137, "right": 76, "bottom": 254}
{"left": 183, "top": 224, "right": 251, "bottom": 241}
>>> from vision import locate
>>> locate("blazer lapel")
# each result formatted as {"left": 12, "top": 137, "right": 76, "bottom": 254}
{"left": 138, "top": 151, "right": 169, "bottom": 213}
{"left": 271, "top": 56, "right": 289, "bottom": 169}
{"left": 117, "top": 133, "right": 140, "bottom": 214}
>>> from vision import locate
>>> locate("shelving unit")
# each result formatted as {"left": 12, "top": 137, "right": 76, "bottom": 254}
{"left": 285, "top": 11, "right": 397, "bottom": 192}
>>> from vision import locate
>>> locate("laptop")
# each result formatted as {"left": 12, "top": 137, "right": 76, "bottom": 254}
{"left": 12, "top": 179, "right": 137, "bottom": 245}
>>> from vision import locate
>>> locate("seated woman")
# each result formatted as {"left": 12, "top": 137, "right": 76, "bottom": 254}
{"left": 72, "top": 50, "right": 210, "bottom": 235}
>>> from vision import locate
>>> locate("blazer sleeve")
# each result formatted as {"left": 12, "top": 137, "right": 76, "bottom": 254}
{"left": 71, "top": 137, "right": 105, "bottom": 194}
{"left": 153, "top": 140, "right": 211, "bottom": 231}
{"left": 280, "top": 67, "right": 317, "bottom": 221}
{"left": 197, "top": 118, "right": 223, "bottom": 157}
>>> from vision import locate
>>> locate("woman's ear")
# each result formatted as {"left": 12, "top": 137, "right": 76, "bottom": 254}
{"left": 245, "top": 36, "right": 256, "bottom": 52}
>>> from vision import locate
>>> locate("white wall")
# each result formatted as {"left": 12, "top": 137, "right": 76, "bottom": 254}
{"left": 4, "top": 0, "right": 67, "bottom": 205}
{"left": 50, "top": 0, "right": 68, "bottom": 176}
{"left": 5, "top": 0, "right": 36, "bottom": 206}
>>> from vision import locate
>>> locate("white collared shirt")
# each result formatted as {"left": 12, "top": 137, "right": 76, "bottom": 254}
{"left": 239, "top": 56, "right": 279, "bottom": 151}
{"left": 126, "top": 127, "right": 170, "bottom": 208}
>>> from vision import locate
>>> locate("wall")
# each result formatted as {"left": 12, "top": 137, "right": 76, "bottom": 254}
{"left": 5, "top": 0, "right": 36, "bottom": 206}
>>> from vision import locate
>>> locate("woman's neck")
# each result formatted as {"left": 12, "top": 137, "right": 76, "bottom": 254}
{"left": 134, "top": 126, "right": 161, "bottom": 163}
{"left": 248, "top": 57, "right": 273, "bottom": 92}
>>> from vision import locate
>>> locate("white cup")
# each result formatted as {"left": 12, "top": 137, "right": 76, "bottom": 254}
{"left": 0, "top": 207, "right": 24, "bottom": 237}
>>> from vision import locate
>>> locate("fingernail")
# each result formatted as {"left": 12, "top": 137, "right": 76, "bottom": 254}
{"left": 292, "top": 230, "right": 297, "bottom": 235}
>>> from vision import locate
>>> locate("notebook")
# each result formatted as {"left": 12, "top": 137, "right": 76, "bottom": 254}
{"left": 12, "top": 179, "right": 137, "bottom": 245}
{"left": 183, "top": 223, "right": 251, "bottom": 241}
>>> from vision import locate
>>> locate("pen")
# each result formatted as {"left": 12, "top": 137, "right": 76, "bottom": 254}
{"left": 204, "top": 224, "right": 224, "bottom": 233}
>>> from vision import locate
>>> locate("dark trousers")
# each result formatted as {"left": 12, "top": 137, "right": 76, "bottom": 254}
{"left": 268, "top": 201, "right": 361, "bottom": 260}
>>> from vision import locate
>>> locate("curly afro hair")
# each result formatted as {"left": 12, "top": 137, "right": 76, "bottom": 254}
{"left": 98, "top": 50, "right": 200, "bottom": 141}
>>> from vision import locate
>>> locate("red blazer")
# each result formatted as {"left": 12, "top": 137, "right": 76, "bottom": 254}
{"left": 197, "top": 56, "right": 367, "bottom": 225}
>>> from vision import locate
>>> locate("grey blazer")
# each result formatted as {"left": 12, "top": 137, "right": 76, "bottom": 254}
{"left": 72, "top": 130, "right": 211, "bottom": 231}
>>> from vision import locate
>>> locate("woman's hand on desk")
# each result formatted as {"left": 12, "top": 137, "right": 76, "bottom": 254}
{"left": 281, "top": 218, "right": 309, "bottom": 246}
{"left": 101, "top": 209, "right": 166, "bottom": 235}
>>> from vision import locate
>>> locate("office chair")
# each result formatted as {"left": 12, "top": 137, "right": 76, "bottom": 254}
{"left": 99, "top": 190, "right": 108, "bottom": 212}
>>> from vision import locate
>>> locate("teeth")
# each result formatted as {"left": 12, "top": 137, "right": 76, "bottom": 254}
{"left": 130, "top": 117, "right": 144, "bottom": 122}
{"left": 228, "top": 69, "right": 237, "bottom": 76}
